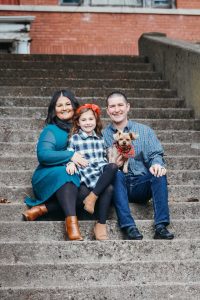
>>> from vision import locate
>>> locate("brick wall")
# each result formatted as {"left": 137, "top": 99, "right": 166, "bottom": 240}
{"left": 0, "top": 10, "right": 199, "bottom": 55}
{"left": 177, "top": 0, "right": 200, "bottom": 9}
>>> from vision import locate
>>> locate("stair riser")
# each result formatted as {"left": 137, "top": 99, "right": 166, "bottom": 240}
{"left": 0, "top": 240, "right": 199, "bottom": 264}
{"left": 0, "top": 70, "right": 161, "bottom": 80}
{"left": 0, "top": 170, "right": 199, "bottom": 185}
{"left": 0, "top": 54, "right": 146, "bottom": 63}
{"left": 1, "top": 131, "right": 199, "bottom": 144}
{"left": 0, "top": 285, "right": 199, "bottom": 300}
{"left": 2, "top": 87, "right": 177, "bottom": 98}
{"left": 1, "top": 119, "right": 199, "bottom": 131}
{"left": 0, "top": 97, "right": 185, "bottom": 108}
{"left": 0, "top": 79, "right": 169, "bottom": 89}
{"left": 0, "top": 62, "right": 153, "bottom": 71}
{"left": 0, "top": 185, "right": 199, "bottom": 203}
{"left": 1, "top": 203, "right": 200, "bottom": 222}
{"left": 0, "top": 261, "right": 199, "bottom": 287}
{"left": 0, "top": 107, "right": 193, "bottom": 119}
{"left": 1, "top": 156, "right": 200, "bottom": 170}
{"left": 0, "top": 220, "right": 199, "bottom": 242}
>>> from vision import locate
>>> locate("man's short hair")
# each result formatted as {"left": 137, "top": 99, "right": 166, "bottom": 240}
{"left": 106, "top": 91, "right": 128, "bottom": 106}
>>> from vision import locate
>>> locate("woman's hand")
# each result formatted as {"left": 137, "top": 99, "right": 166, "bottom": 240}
{"left": 66, "top": 162, "right": 77, "bottom": 175}
{"left": 71, "top": 152, "right": 88, "bottom": 168}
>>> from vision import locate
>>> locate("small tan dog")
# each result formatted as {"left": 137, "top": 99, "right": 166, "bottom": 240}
{"left": 108, "top": 130, "right": 138, "bottom": 173}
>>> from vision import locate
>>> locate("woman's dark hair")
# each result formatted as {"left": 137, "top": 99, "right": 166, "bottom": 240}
{"left": 45, "top": 90, "right": 79, "bottom": 124}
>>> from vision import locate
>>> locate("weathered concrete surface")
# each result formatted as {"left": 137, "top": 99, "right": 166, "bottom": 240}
{"left": 139, "top": 33, "right": 200, "bottom": 118}
{"left": 0, "top": 220, "right": 199, "bottom": 242}
{"left": 1, "top": 239, "right": 199, "bottom": 264}
{"left": 1, "top": 202, "right": 200, "bottom": 222}
{"left": 1, "top": 284, "right": 200, "bottom": 300}
{"left": 0, "top": 53, "right": 199, "bottom": 299}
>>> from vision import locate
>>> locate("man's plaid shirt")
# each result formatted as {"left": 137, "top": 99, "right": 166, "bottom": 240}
{"left": 103, "top": 120, "right": 165, "bottom": 176}
{"left": 68, "top": 130, "right": 108, "bottom": 189}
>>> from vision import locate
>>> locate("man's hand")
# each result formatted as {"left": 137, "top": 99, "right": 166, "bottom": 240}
{"left": 115, "top": 154, "right": 125, "bottom": 168}
{"left": 149, "top": 164, "right": 167, "bottom": 177}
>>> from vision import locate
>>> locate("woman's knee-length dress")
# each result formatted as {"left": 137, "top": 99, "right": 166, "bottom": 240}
{"left": 25, "top": 124, "right": 80, "bottom": 207}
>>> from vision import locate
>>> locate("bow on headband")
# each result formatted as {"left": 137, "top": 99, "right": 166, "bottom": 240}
{"left": 76, "top": 103, "right": 101, "bottom": 116}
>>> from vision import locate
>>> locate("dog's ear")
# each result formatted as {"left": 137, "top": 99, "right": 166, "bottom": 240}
{"left": 113, "top": 130, "right": 122, "bottom": 141}
{"left": 129, "top": 132, "right": 138, "bottom": 140}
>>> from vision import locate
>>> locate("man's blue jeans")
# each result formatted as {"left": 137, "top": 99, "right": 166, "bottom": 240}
{"left": 113, "top": 170, "right": 170, "bottom": 228}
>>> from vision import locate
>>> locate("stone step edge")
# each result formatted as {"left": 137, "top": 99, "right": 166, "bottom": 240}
{"left": 1, "top": 154, "right": 199, "bottom": 158}
{"left": 0, "top": 282, "right": 199, "bottom": 289}
{"left": 1, "top": 259, "right": 199, "bottom": 267}
{"left": 0, "top": 96, "right": 183, "bottom": 100}
{"left": 1, "top": 170, "right": 200, "bottom": 173}
{"left": 1, "top": 219, "right": 199, "bottom": 224}
{"left": 2, "top": 201, "right": 199, "bottom": 206}
{"left": 1, "top": 182, "right": 199, "bottom": 186}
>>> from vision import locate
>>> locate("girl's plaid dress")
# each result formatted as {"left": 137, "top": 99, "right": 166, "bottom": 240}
{"left": 68, "top": 130, "right": 108, "bottom": 189}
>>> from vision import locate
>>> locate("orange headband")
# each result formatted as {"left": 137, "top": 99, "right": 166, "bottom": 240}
{"left": 76, "top": 103, "right": 101, "bottom": 116}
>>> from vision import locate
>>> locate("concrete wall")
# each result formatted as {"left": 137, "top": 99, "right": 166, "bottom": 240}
{"left": 139, "top": 33, "right": 200, "bottom": 118}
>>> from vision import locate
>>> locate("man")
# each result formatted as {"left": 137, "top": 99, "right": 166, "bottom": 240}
{"left": 103, "top": 91, "right": 174, "bottom": 240}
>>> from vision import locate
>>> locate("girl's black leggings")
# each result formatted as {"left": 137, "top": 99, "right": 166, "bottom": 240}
{"left": 45, "top": 163, "right": 118, "bottom": 223}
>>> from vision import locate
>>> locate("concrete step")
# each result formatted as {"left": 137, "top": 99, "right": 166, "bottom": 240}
{"left": 1, "top": 202, "right": 199, "bottom": 222}
{"left": 1, "top": 155, "right": 200, "bottom": 171}
{"left": 1, "top": 118, "right": 200, "bottom": 131}
{"left": 1, "top": 86, "right": 177, "bottom": 97}
{"left": 0, "top": 54, "right": 146, "bottom": 63}
{"left": 0, "top": 96, "right": 185, "bottom": 108}
{"left": 0, "top": 220, "right": 199, "bottom": 242}
{"left": 0, "top": 260, "right": 199, "bottom": 287}
{"left": 0, "top": 130, "right": 199, "bottom": 144}
{"left": 0, "top": 69, "right": 161, "bottom": 80}
{"left": 0, "top": 184, "right": 199, "bottom": 203}
{"left": 0, "top": 284, "right": 200, "bottom": 300}
{"left": 0, "top": 107, "right": 193, "bottom": 119}
{"left": 0, "top": 61, "right": 153, "bottom": 71}
{"left": 0, "top": 239, "right": 199, "bottom": 265}
{"left": 0, "top": 79, "right": 169, "bottom": 89}
{"left": 1, "top": 170, "right": 199, "bottom": 186}
{"left": 1, "top": 142, "right": 200, "bottom": 157}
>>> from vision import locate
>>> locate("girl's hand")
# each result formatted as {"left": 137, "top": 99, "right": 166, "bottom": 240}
{"left": 71, "top": 152, "right": 88, "bottom": 168}
{"left": 66, "top": 162, "right": 77, "bottom": 175}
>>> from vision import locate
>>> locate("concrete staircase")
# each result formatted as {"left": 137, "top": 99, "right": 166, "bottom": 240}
{"left": 0, "top": 54, "right": 200, "bottom": 299}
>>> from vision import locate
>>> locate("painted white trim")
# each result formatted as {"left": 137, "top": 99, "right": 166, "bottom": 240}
{"left": 0, "top": 16, "right": 35, "bottom": 23}
{"left": 0, "top": 5, "right": 200, "bottom": 15}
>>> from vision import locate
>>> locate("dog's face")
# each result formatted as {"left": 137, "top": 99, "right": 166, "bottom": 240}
{"left": 113, "top": 130, "right": 137, "bottom": 148}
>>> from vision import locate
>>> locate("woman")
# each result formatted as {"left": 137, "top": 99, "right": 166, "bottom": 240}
{"left": 23, "top": 90, "right": 88, "bottom": 241}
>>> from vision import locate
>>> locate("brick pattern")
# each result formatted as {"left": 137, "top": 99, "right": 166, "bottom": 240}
{"left": 0, "top": 10, "right": 199, "bottom": 55}
{"left": 177, "top": 0, "right": 200, "bottom": 9}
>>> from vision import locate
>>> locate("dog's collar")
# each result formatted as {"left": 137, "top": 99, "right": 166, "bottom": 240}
{"left": 115, "top": 143, "right": 135, "bottom": 158}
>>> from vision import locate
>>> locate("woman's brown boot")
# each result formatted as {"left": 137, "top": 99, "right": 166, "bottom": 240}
{"left": 65, "top": 216, "right": 83, "bottom": 241}
{"left": 22, "top": 204, "right": 48, "bottom": 221}
{"left": 93, "top": 223, "right": 108, "bottom": 241}
{"left": 83, "top": 192, "right": 98, "bottom": 214}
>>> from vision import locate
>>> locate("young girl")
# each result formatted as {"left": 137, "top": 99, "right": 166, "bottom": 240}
{"left": 67, "top": 103, "right": 118, "bottom": 240}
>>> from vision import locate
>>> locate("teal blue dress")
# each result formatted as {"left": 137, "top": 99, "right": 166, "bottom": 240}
{"left": 25, "top": 124, "right": 80, "bottom": 207}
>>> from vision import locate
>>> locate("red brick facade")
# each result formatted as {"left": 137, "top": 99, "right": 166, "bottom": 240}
{"left": 0, "top": 1, "right": 200, "bottom": 54}
{"left": 177, "top": 0, "right": 200, "bottom": 9}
